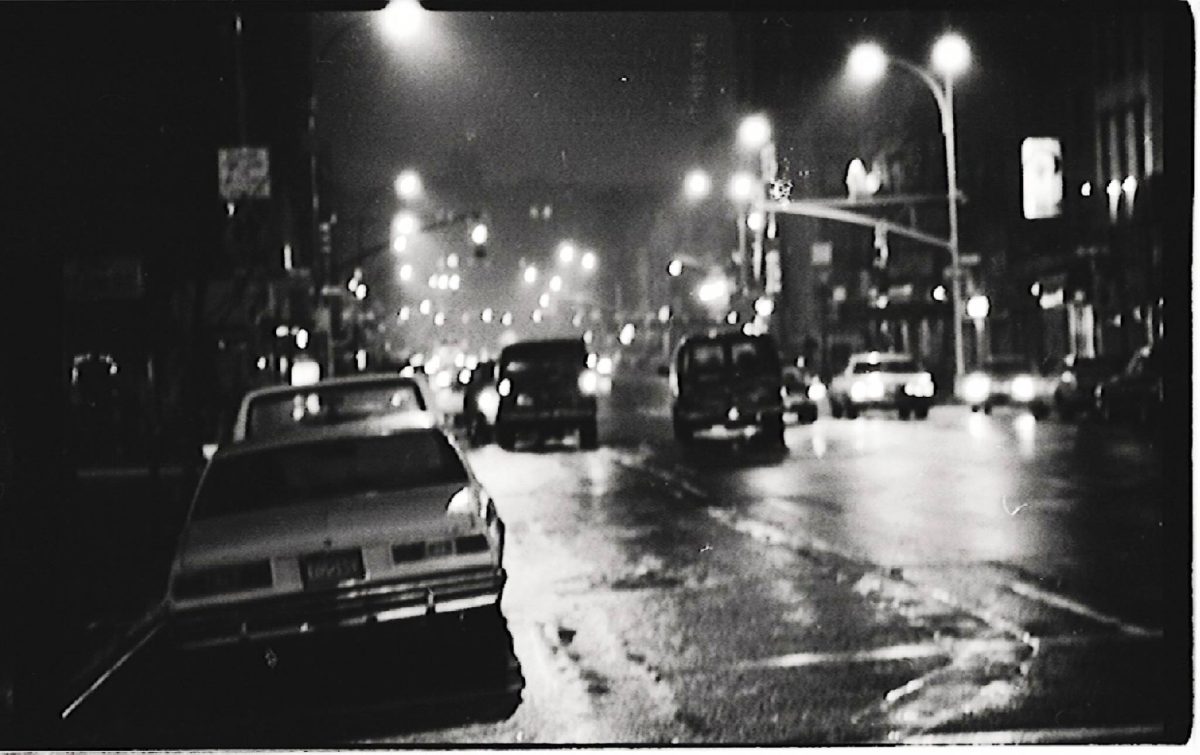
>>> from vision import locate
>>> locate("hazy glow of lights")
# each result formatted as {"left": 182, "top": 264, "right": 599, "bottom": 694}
{"left": 399, "top": 263, "right": 413, "bottom": 281}
{"left": 558, "top": 242, "right": 576, "bottom": 264}
{"left": 394, "top": 169, "right": 422, "bottom": 200}
{"left": 683, "top": 169, "right": 712, "bottom": 201}
{"left": 438, "top": 274, "right": 449, "bottom": 289}
{"left": 449, "top": 274, "right": 461, "bottom": 291}
{"left": 1030, "top": 282, "right": 1041, "bottom": 297}
{"left": 256, "top": 357, "right": 267, "bottom": 370}
{"left": 355, "top": 349, "right": 367, "bottom": 371}
{"left": 1014, "top": 413, "right": 1037, "bottom": 458}
{"left": 549, "top": 275, "right": 563, "bottom": 292}
{"left": 429, "top": 274, "right": 438, "bottom": 288}
{"left": 392, "top": 235, "right": 408, "bottom": 254}
{"left": 501, "top": 311, "right": 513, "bottom": 326}
{"left": 434, "top": 312, "right": 446, "bottom": 326}
{"left": 931, "top": 33, "right": 971, "bottom": 78}
{"left": 539, "top": 292, "right": 551, "bottom": 308}
{"left": 394, "top": 211, "right": 418, "bottom": 236}
{"left": 726, "top": 310, "right": 738, "bottom": 324}
{"left": 524, "top": 265, "right": 538, "bottom": 284}
{"left": 398, "top": 306, "right": 410, "bottom": 321}
{"left": 532, "top": 309, "right": 543, "bottom": 323}
{"left": 471, "top": 223, "right": 489, "bottom": 245}
{"left": 419, "top": 299, "right": 432, "bottom": 315}
{"left": 932, "top": 285, "right": 948, "bottom": 302}
{"left": 966, "top": 295, "right": 990, "bottom": 319}
{"left": 275, "top": 325, "right": 289, "bottom": 338}
{"left": 668, "top": 259, "right": 684, "bottom": 277}
{"left": 619, "top": 323, "right": 636, "bottom": 345}
{"left": 291, "top": 359, "right": 320, "bottom": 387}
{"left": 1106, "top": 179, "right": 1121, "bottom": 197}
{"left": 967, "top": 412, "right": 989, "bottom": 439}
{"left": 697, "top": 277, "right": 730, "bottom": 303}
{"left": 482, "top": 308, "right": 493, "bottom": 323}
{"left": 572, "top": 313, "right": 583, "bottom": 327}
{"left": 583, "top": 329, "right": 594, "bottom": 344}
{"left": 355, "top": 283, "right": 368, "bottom": 300}
{"left": 446, "top": 253, "right": 459, "bottom": 269}
{"left": 1122, "top": 176, "right": 1138, "bottom": 195}
{"left": 847, "top": 42, "right": 888, "bottom": 84}
{"left": 658, "top": 305, "right": 671, "bottom": 322}
{"left": 1080, "top": 181, "right": 1092, "bottom": 197}
{"left": 746, "top": 211, "right": 766, "bottom": 232}
{"left": 811, "top": 431, "right": 828, "bottom": 459}
{"left": 737, "top": 113, "right": 772, "bottom": 151}
{"left": 754, "top": 297, "right": 774, "bottom": 317}
{"left": 379, "top": 0, "right": 426, "bottom": 42}
{"left": 581, "top": 251, "right": 597, "bottom": 271}
{"left": 728, "top": 172, "right": 756, "bottom": 202}
{"left": 295, "top": 329, "right": 309, "bottom": 349}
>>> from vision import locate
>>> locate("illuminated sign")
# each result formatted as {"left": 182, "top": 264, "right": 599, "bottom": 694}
{"left": 1021, "top": 137, "right": 1062, "bottom": 219}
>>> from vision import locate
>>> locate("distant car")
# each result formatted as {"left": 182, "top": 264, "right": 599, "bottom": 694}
{"left": 781, "top": 366, "right": 821, "bottom": 424}
{"left": 230, "top": 374, "right": 438, "bottom": 444}
{"left": 1045, "top": 353, "right": 1126, "bottom": 420}
{"left": 958, "top": 355, "right": 1053, "bottom": 418}
{"left": 462, "top": 360, "right": 500, "bottom": 445}
{"left": 670, "top": 331, "right": 786, "bottom": 447}
{"left": 167, "top": 417, "right": 506, "bottom": 651}
{"left": 1094, "top": 344, "right": 1163, "bottom": 426}
{"left": 493, "top": 339, "right": 599, "bottom": 450}
{"left": 828, "top": 352, "right": 935, "bottom": 419}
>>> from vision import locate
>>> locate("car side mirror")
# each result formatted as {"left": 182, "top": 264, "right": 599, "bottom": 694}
{"left": 656, "top": 364, "right": 670, "bottom": 377}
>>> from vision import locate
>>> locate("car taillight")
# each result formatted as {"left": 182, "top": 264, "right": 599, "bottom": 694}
{"left": 173, "top": 561, "right": 272, "bottom": 599}
{"left": 498, "top": 378, "right": 512, "bottom": 397}
{"left": 578, "top": 369, "right": 599, "bottom": 395}
{"left": 446, "top": 486, "right": 490, "bottom": 520}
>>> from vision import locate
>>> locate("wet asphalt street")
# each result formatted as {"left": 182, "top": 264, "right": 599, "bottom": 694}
{"left": 49, "top": 372, "right": 1174, "bottom": 746}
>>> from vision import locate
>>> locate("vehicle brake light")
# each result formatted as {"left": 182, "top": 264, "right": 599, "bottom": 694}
{"left": 498, "top": 378, "right": 512, "bottom": 397}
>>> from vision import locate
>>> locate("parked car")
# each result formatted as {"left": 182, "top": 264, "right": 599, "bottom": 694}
{"left": 229, "top": 374, "right": 438, "bottom": 444}
{"left": 670, "top": 330, "right": 786, "bottom": 447}
{"left": 462, "top": 360, "right": 500, "bottom": 445}
{"left": 781, "top": 365, "right": 821, "bottom": 424}
{"left": 1094, "top": 344, "right": 1163, "bottom": 426}
{"left": 828, "top": 352, "right": 935, "bottom": 419}
{"left": 493, "top": 339, "right": 599, "bottom": 450}
{"left": 957, "top": 355, "right": 1053, "bottom": 418}
{"left": 167, "top": 417, "right": 506, "bottom": 651}
{"left": 1044, "top": 353, "right": 1127, "bottom": 420}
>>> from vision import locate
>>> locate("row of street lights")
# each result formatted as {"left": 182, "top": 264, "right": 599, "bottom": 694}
{"left": 676, "top": 32, "right": 973, "bottom": 380}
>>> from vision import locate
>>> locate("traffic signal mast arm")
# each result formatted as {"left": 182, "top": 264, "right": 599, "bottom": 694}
{"left": 759, "top": 195, "right": 964, "bottom": 253}
{"left": 329, "top": 209, "right": 484, "bottom": 279}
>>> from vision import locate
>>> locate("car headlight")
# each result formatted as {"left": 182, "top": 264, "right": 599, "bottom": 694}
{"left": 476, "top": 387, "right": 500, "bottom": 421}
{"left": 578, "top": 369, "right": 599, "bottom": 395}
{"left": 497, "top": 378, "right": 512, "bottom": 397}
{"left": 1011, "top": 375, "right": 1036, "bottom": 402}
{"left": 962, "top": 374, "right": 990, "bottom": 403}
{"left": 807, "top": 380, "right": 827, "bottom": 401}
{"left": 850, "top": 380, "right": 867, "bottom": 402}
{"left": 173, "top": 561, "right": 273, "bottom": 599}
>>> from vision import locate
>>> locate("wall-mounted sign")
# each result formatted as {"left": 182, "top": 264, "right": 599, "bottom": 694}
{"left": 1021, "top": 137, "right": 1063, "bottom": 219}
{"left": 764, "top": 250, "right": 782, "bottom": 294}
{"left": 218, "top": 146, "right": 271, "bottom": 200}
{"left": 811, "top": 241, "right": 833, "bottom": 266}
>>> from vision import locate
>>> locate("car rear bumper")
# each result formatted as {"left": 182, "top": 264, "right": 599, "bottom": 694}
{"left": 675, "top": 406, "right": 782, "bottom": 429}
{"left": 497, "top": 408, "right": 595, "bottom": 425}
{"left": 170, "top": 566, "right": 506, "bottom": 649}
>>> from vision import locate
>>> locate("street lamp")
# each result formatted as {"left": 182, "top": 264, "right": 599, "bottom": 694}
{"left": 683, "top": 169, "right": 712, "bottom": 202}
{"left": 394, "top": 169, "right": 422, "bottom": 201}
{"left": 580, "top": 251, "right": 596, "bottom": 272}
{"left": 380, "top": 0, "right": 427, "bottom": 43}
{"left": 557, "top": 241, "right": 576, "bottom": 264}
{"left": 737, "top": 113, "right": 772, "bottom": 151}
{"left": 523, "top": 265, "right": 538, "bottom": 284}
{"left": 471, "top": 223, "right": 488, "bottom": 246}
{"left": 394, "top": 211, "right": 418, "bottom": 237}
{"left": 847, "top": 33, "right": 971, "bottom": 380}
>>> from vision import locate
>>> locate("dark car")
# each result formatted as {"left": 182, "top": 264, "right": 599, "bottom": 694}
{"left": 781, "top": 365, "right": 821, "bottom": 424}
{"left": 670, "top": 331, "right": 786, "bottom": 447}
{"left": 1044, "top": 353, "right": 1126, "bottom": 420}
{"left": 493, "top": 339, "right": 599, "bottom": 450}
{"left": 1094, "top": 344, "right": 1162, "bottom": 426}
{"left": 463, "top": 360, "right": 499, "bottom": 445}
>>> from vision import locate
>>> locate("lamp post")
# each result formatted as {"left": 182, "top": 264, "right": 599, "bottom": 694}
{"left": 848, "top": 34, "right": 971, "bottom": 381}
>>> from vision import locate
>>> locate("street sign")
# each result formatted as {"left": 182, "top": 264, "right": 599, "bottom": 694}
{"left": 218, "top": 147, "right": 271, "bottom": 200}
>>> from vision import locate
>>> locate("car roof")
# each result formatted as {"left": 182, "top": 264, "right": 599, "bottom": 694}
{"left": 680, "top": 330, "right": 774, "bottom": 347}
{"left": 216, "top": 413, "right": 444, "bottom": 460}
{"left": 239, "top": 373, "right": 429, "bottom": 402}
{"left": 500, "top": 338, "right": 586, "bottom": 357}
{"left": 848, "top": 351, "right": 915, "bottom": 362}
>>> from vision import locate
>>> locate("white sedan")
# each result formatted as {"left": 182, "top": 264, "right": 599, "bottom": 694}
{"left": 168, "top": 416, "right": 505, "bottom": 650}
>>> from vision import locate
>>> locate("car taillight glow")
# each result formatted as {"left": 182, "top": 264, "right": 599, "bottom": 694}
{"left": 578, "top": 369, "right": 599, "bottom": 395}
{"left": 807, "top": 380, "right": 827, "bottom": 401}
{"left": 962, "top": 374, "right": 990, "bottom": 403}
{"left": 1011, "top": 375, "right": 1036, "bottom": 402}
{"left": 497, "top": 378, "right": 512, "bottom": 397}
{"left": 173, "top": 561, "right": 272, "bottom": 599}
{"left": 903, "top": 372, "right": 935, "bottom": 397}
{"left": 476, "top": 387, "right": 500, "bottom": 421}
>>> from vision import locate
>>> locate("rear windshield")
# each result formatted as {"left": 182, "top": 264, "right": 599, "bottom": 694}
{"left": 246, "top": 382, "right": 425, "bottom": 440}
{"left": 193, "top": 431, "right": 466, "bottom": 519}
{"left": 984, "top": 359, "right": 1033, "bottom": 375}
{"left": 852, "top": 359, "right": 918, "bottom": 374}
{"left": 500, "top": 346, "right": 584, "bottom": 379}
{"left": 683, "top": 339, "right": 778, "bottom": 378}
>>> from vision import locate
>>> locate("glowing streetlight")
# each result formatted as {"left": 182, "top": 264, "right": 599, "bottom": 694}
{"left": 557, "top": 241, "right": 576, "bottom": 264}
{"left": 419, "top": 299, "right": 431, "bottom": 315}
{"left": 394, "top": 169, "right": 422, "bottom": 200}
{"left": 434, "top": 311, "right": 446, "bottom": 326}
{"left": 532, "top": 309, "right": 543, "bottom": 323}
{"left": 549, "top": 275, "right": 563, "bottom": 292}
{"left": 379, "top": 0, "right": 427, "bottom": 43}
{"left": 683, "top": 169, "right": 712, "bottom": 201}
{"left": 746, "top": 211, "right": 766, "bottom": 232}
{"left": 449, "top": 274, "right": 461, "bottom": 291}
{"left": 737, "top": 113, "right": 772, "bottom": 151}
{"left": 539, "top": 292, "right": 551, "bottom": 308}
{"left": 355, "top": 283, "right": 368, "bottom": 300}
{"left": 728, "top": 171, "right": 756, "bottom": 203}
{"left": 399, "top": 263, "right": 413, "bottom": 281}
{"left": 658, "top": 305, "right": 671, "bottom": 323}
{"left": 295, "top": 328, "right": 309, "bottom": 349}
{"left": 501, "top": 311, "right": 513, "bottom": 326}
{"left": 619, "top": 323, "right": 636, "bottom": 345}
{"left": 446, "top": 253, "right": 459, "bottom": 269}
{"left": 482, "top": 308, "right": 494, "bottom": 323}
{"left": 847, "top": 41, "right": 888, "bottom": 84}
{"left": 398, "top": 306, "right": 411, "bottom": 321}
{"left": 471, "top": 223, "right": 489, "bottom": 245}
{"left": 967, "top": 295, "right": 990, "bottom": 319}
{"left": 667, "top": 259, "right": 684, "bottom": 277}
{"left": 392, "top": 235, "right": 408, "bottom": 254}
{"left": 275, "top": 324, "right": 289, "bottom": 338}
{"left": 931, "top": 33, "right": 971, "bottom": 78}
{"left": 523, "top": 265, "right": 538, "bottom": 284}
{"left": 580, "top": 251, "right": 597, "bottom": 272}
{"left": 393, "top": 211, "right": 418, "bottom": 237}
{"left": 697, "top": 277, "right": 730, "bottom": 303}
{"left": 754, "top": 297, "right": 774, "bottom": 317}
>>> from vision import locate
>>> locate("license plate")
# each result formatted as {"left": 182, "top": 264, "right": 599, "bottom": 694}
{"left": 301, "top": 549, "right": 364, "bottom": 589}
{"left": 426, "top": 539, "right": 453, "bottom": 558}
